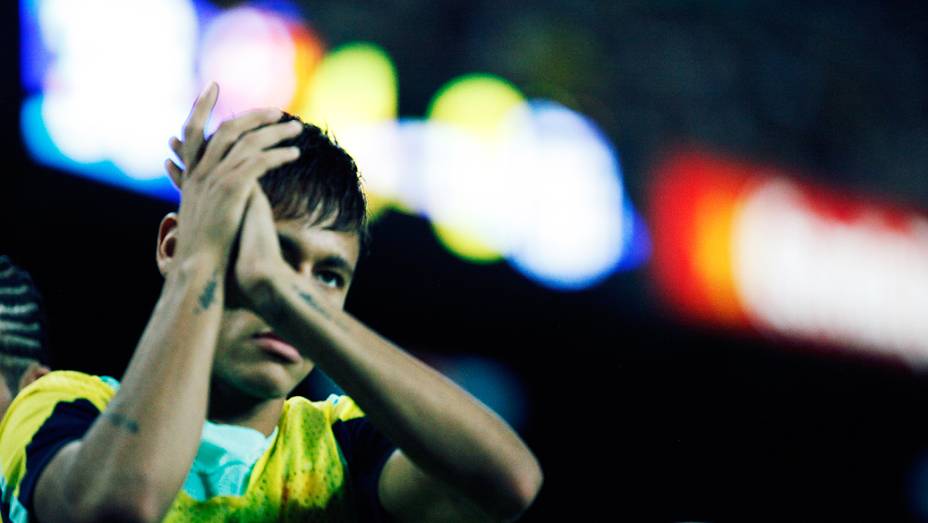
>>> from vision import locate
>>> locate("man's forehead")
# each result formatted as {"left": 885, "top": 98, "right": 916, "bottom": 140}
{"left": 273, "top": 217, "right": 360, "bottom": 267}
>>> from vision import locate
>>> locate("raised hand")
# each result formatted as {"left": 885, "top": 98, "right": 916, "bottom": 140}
{"left": 165, "top": 83, "right": 218, "bottom": 186}
{"left": 165, "top": 83, "right": 303, "bottom": 272}
{"left": 228, "top": 185, "right": 290, "bottom": 311}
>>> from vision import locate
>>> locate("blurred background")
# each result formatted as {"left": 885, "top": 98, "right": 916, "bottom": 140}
{"left": 4, "top": 0, "right": 928, "bottom": 520}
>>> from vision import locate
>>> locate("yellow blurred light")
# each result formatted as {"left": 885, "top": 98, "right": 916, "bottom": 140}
{"left": 295, "top": 42, "right": 397, "bottom": 131}
{"left": 285, "top": 22, "right": 325, "bottom": 115}
{"left": 432, "top": 221, "right": 502, "bottom": 264}
{"left": 424, "top": 74, "right": 524, "bottom": 262}
{"left": 365, "top": 192, "right": 392, "bottom": 222}
{"left": 427, "top": 74, "right": 525, "bottom": 140}
{"left": 693, "top": 191, "right": 743, "bottom": 324}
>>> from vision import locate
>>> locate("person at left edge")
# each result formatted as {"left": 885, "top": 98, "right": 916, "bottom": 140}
{"left": 0, "top": 256, "right": 50, "bottom": 420}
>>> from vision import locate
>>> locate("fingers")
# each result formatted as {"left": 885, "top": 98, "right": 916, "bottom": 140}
{"left": 229, "top": 147, "right": 300, "bottom": 186}
{"left": 249, "top": 183, "right": 275, "bottom": 216}
{"left": 218, "top": 119, "right": 303, "bottom": 170}
{"left": 181, "top": 82, "right": 219, "bottom": 167}
{"left": 238, "top": 184, "right": 278, "bottom": 256}
{"left": 164, "top": 158, "right": 183, "bottom": 188}
{"left": 196, "top": 108, "right": 284, "bottom": 175}
{"left": 169, "top": 136, "right": 184, "bottom": 164}
{"left": 166, "top": 136, "right": 185, "bottom": 187}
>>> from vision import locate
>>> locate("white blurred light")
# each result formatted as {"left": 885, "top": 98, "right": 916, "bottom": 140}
{"left": 23, "top": 2, "right": 642, "bottom": 290}
{"left": 419, "top": 122, "right": 511, "bottom": 250}
{"left": 199, "top": 7, "right": 297, "bottom": 120}
{"left": 733, "top": 179, "right": 928, "bottom": 364}
{"left": 373, "top": 101, "right": 628, "bottom": 288}
{"left": 336, "top": 121, "right": 404, "bottom": 207}
{"left": 38, "top": 0, "right": 197, "bottom": 179}
{"left": 504, "top": 102, "right": 627, "bottom": 290}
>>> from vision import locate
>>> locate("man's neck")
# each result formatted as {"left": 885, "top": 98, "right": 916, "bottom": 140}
{"left": 207, "top": 380, "right": 285, "bottom": 437}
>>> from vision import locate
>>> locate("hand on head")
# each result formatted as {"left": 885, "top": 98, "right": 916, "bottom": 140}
{"left": 162, "top": 83, "right": 301, "bottom": 306}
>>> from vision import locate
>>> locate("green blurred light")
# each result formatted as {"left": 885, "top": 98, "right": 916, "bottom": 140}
{"left": 426, "top": 74, "right": 525, "bottom": 262}
{"left": 296, "top": 42, "right": 397, "bottom": 131}
{"left": 427, "top": 73, "right": 525, "bottom": 140}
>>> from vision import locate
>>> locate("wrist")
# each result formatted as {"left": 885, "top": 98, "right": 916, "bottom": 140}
{"left": 242, "top": 261, "right": 291, "bottom": 318}
{"left": 165, "top": 254, "right": 224, "bottom": 289}
{"left": 165, "top": 252, "right": 226, "bottom": 279}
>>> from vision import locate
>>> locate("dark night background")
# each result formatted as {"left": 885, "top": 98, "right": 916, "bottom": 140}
{"left": 5, "top": 1, "right": 928, "bottom": 521}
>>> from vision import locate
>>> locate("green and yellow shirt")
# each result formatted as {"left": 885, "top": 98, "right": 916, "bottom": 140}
{"left": 0, "top": 371, "right": 396, "bottom": 522}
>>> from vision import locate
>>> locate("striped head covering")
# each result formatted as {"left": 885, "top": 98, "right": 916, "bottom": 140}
{"left": 0, "top": 256, "right": 48, "bottom": 364}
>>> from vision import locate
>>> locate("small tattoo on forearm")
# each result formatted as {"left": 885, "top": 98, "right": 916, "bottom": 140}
{"left": 294, "top": 285, "right": 344, "bottom": 328}
{"left": 196, "top": 273, "right": 218, "bottom": 313}
{"left": 295, "top": 287, "right": 329, "bottom": 318}
{"left": 103, "top": 412, "right": 140, "bottom": 433}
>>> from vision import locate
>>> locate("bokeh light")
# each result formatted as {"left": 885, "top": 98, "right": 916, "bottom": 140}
{"left": 20, "top": 1, "right": 647, "bottom": 291}
{"left": 295, "top": 42, "right": 397, "bottom": 131}
{"left": 33, "top": 0, "right": 197, "bottom": 181}
{"left": 283, "top": 22, "right": 325, "bottom": 116}
{"left": 428, "top": 74, "right": 525, "bottom": 141}
{"left": 420, "top": 74, "right": 526, "bottom": 263}
{"left": 503, "top": 101, "right": 631, "bottom": 290}
{"left": 199, "top": 7, "right": 298, "bottom": 120}
{"left": 650, "top": 149, "right": 928, "bottom": 364}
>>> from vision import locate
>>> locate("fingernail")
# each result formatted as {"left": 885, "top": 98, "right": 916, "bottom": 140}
{"left": 200, "top": 82, "right": 217, "bottom": 98}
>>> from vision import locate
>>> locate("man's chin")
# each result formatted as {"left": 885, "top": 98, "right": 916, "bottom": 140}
{"left": 214, "top": 367, "right": 295, "bottom": 402}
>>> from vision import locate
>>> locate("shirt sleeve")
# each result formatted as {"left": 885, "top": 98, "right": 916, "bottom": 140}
{"left": 19, "top": 398, "right": 100, "bottom": 511}
{"left": 0, "top": 371, "right": 113, "bottom": 521}
{"left": 330, "top": 410, "right": 397, "bottom": 522}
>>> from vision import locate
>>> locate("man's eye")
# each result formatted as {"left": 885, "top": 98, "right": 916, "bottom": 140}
{"left": 316, "top": 271, "right": 344, "bottom": 289}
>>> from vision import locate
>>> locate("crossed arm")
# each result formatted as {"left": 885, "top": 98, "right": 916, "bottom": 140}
{"left": 28, "top": 85, "right": 541, "bottom": 523}
{"left": 223, "top": 93, "right": 543, "bottom": 521}
{"left": 245, "top": 263, "right": 543, "bottom": 521}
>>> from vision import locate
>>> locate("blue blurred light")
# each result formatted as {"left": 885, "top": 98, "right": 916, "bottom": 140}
{"left": 505, "top": 100, "right": 648, "bottom": 290}
{"left": 20, "top": 0, "right": 48, "bottom": 92}
{"left": 21, "top": 95, "right": 179, "bottom": 203}
{"left": 617, "top": 205, "right": 652, "bottom": 272}
{"left": 248, "top": 0, "right": 302, "bottom": 20}
{"left": 19, "top": 1, "right": 648, "bottom": 293}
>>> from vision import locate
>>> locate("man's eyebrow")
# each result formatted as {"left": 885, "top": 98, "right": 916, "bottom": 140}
{"left": 316, "top": 255, "right": 355, "bottom": 280}
{"left": 277, "top": 231, "right": 355, "bottom": 279}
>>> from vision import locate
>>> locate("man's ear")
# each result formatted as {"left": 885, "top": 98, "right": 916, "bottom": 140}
{"left": 156, "top": 213, "right": 179, "bottom": 276}
{"left": 18, "top": 361, "right": 50, "bottom": 392}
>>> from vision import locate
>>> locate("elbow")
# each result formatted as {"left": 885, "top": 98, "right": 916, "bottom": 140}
{"left": 491, "top": 458, "right": 544, "bottom": 521}
{"left": 74, "top": 505, "right": 160, "bottom": 523}
{"left": 517, "top": 461, "right": 544, "bottom": 511}
{"left": 512, "top": 460, "right": 544, "bottom": 517}
{"left": 74, "top": 495, "right": 163, "bottom": 523}
{"left": 67, "top": 478, "right": 166, "bottom": 523}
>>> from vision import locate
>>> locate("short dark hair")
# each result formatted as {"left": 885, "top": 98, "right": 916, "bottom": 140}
{"left": 200, "top": 114, "right": 370, "bottom": 252}
{"left": 0, "top": 256, "right": 48, "bottom": 392}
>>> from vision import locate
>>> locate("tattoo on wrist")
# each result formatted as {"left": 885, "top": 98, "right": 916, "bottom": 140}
{"left": 294, "top": 285, "right": 344, "bottom": 328}
{"left": 102, "top": 412, "right": 140, "bottom": 433}
{"left": 195, "top": 273, "right": 219, "bottom": 313}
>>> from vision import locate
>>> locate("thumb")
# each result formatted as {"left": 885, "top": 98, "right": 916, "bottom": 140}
{"left": 240, "top": 185, "right": 279, "bottom": 255}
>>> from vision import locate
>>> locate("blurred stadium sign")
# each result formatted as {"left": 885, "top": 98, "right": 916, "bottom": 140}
{"left": 650, "top": 150, "right": 928, "bottom": 365}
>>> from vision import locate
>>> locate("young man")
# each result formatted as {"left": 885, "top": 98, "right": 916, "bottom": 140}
{"left": 0, "top": 84, "right": 542, "bottom": 522}
{"left": 0, "top": 255, "right": 50, "bottom": 420}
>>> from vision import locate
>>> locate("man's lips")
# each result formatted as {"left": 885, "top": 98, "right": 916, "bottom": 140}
{"left": 251, "top": 332, "right": 302, "bottom": 364}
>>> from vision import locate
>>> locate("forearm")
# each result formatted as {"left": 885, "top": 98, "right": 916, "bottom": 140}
{"left": 63, "top": 258, "right": 223, "bottom": 520}
{"left": 258, "top": 274, "right": 542, "bottom": 517}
